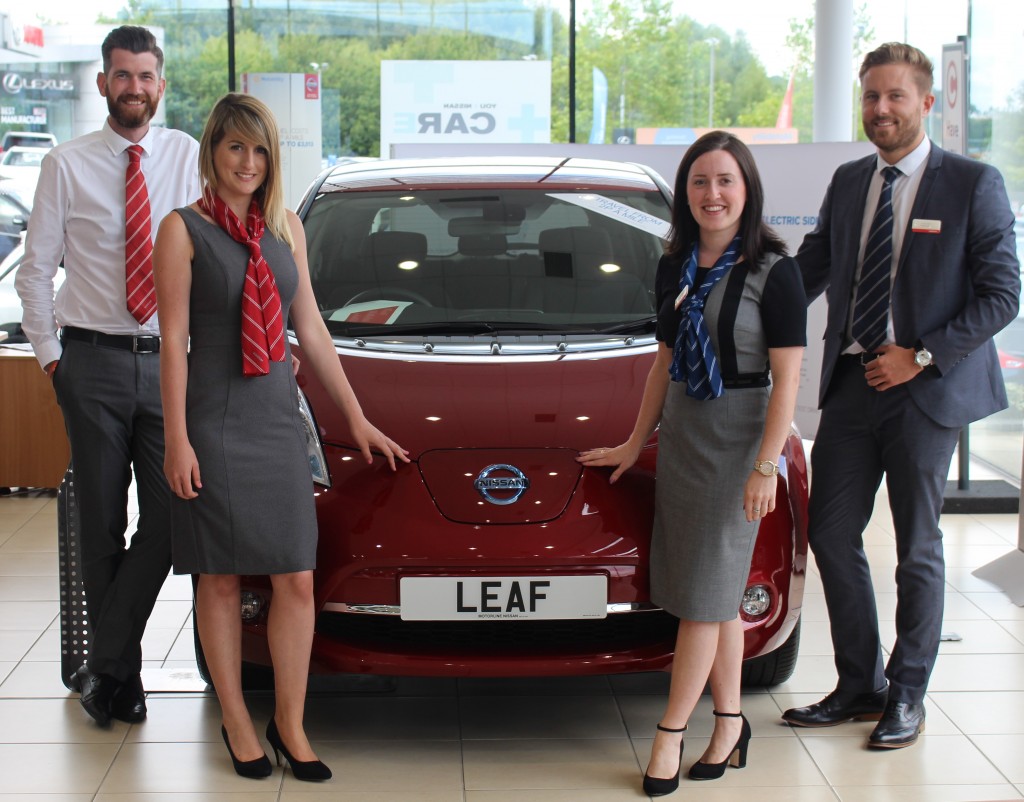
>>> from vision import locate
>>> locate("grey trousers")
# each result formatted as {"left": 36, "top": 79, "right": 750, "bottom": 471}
{"left": 809, "top": 357, "right": 959, "bottom": 704}
{"left": 52, "top": 337, "right": 172, "bottom": 682}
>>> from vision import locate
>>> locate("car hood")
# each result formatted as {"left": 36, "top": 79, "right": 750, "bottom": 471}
{"left": 296, "top": 342, "right": 657, "bottom": 458}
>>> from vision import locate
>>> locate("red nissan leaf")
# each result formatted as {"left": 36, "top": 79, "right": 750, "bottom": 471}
{"left": 200, "top": 157, "right": 808, "bottom": 686}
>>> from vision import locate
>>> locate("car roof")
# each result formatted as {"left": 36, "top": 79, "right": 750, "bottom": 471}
{"left": 313, "top": 156, "right": 668, "bottom": 195}
{"left": 1, "top": 131, "right": 56, "bottom": 145}
{"left": 2, "top": 146, "right": 47, "bottom": 162}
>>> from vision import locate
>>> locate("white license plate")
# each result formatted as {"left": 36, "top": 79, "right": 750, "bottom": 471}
{"left": 399, "top": 575, "right": 607, "bottom": 621}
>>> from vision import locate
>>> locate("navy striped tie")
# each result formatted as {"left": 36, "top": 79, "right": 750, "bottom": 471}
{"left": 852, "top": 166, "right": 901, "bottom": 352}
{"left": 669, "top": 236, "right": 742, "bottom": 400}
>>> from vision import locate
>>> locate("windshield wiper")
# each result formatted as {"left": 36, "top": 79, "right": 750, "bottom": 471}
{"left": 325, "top": 318, "right": 656, "bottom": 338}
{"left": 592, "top": 319, "right": 657, "bottom": 335}
{"left": 328, "top": 320, "right": 503, "bottom": 337}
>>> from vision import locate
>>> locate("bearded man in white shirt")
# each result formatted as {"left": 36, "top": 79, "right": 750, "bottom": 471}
{"left": 16, "top": 25, "right": 201, "bottom": 727}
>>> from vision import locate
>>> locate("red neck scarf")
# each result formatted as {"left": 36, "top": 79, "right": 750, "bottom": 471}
{"left": 198, "top": 189, "right": 286, "bottom": 376}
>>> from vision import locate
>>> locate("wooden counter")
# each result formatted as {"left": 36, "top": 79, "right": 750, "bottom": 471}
{"left": 0, "top": 350, "right": 70, "bottom": 488}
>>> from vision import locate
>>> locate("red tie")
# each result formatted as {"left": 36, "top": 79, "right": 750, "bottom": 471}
{"left": 198, "top": 190, "right": 286, "bottom": 376}
{"left": 125, "top": 145, "right": 156, "bottom": 324}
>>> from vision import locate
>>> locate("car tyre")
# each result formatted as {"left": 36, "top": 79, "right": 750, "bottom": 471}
{"left": 739, "top": 618, "right": 801, "bottom": 687}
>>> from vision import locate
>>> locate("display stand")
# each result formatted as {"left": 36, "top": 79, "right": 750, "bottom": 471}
{"left": 941, "top": 427, "right": 1019, "bottom": 514}
{"left": 971, "top": 440, "right": 1024, "bottom": 606}
{"left": 58, "top": 467, "right": 89, "bottom": 687}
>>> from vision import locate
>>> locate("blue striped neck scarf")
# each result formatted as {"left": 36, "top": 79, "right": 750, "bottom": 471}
{"left": 669, "top": 235, "right": 743, "bottom": 399}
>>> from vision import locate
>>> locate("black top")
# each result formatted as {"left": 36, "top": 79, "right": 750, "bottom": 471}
{"left": 654, "top": 251, "right": 807, "bottom": 380}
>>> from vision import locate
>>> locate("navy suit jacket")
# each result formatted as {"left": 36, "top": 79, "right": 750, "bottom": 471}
{"left": 798, "top": 142, "right": 1020, "bottom": 428}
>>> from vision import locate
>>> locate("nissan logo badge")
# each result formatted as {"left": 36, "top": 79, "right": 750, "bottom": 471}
{"left": 474, "top": 463, "right": 530, "bottom": 506}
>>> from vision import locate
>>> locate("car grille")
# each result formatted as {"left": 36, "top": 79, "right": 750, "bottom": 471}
{"left": 315, "top": 609, "right": 678, "bottom": 653}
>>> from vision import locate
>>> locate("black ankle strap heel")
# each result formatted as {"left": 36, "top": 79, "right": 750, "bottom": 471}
{"left": 643, "top": 723, "right": 687, "bottom": 796}
{"left": 688, "top": 711, "right": 751, "bottom": 781}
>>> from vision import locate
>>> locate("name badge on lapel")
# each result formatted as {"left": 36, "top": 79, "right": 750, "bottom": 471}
{"left": 911, "top": 218, "right": 942, "bottom": 234}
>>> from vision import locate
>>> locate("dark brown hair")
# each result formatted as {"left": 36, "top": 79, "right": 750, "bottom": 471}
{"left": 667, "top": 130, "right": 787, "bottom": 266}
{"left": 101, "top": 26, "right": 164, "bottom": 76}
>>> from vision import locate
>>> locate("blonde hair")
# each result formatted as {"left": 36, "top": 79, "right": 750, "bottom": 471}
{"left": 198, "top": 93, "right": 293, "bottom": 248}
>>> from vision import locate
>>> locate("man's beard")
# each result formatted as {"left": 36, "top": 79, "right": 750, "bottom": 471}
{"left": 107, "top": 93, "right": 158, "bottom": 130}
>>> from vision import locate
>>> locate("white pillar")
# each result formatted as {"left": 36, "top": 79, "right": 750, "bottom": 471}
{"left": 813, "top": 0, "right": 855, "bottom": 142}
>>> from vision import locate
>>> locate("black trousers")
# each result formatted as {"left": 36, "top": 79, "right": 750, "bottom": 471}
{"left": 53, "top": 337, "right": 172, "bottom": 682}
{"left": 809, "top": 357, "right": 959, "bottom": 704}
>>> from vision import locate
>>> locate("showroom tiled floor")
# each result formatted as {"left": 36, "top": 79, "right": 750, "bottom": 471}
{"left": 1, "top": 468, "right": 1024, "bottom": 801}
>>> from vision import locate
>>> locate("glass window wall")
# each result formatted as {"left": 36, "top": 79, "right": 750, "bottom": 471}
{"left": 3, "top": 0, "right": 1021, "bottom": 482}
{"left": 963, "top": 2, "right": 1024, "bottom": 481}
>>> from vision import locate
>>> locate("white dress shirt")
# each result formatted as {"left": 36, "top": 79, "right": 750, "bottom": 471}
{"left": 15, "top": 120, "right": 201, "bottom": 368}
{"left": 846, "top": 135, "right": 931, "bottom": 352}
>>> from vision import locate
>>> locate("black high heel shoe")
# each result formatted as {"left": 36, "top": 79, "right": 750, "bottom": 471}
{"left": 687, "top": 710, "right": 751, "bottom": 781}
{"left": 266, "top": 718, "right": 332, "bottom": 781}
{"left": 220, "top": 725, "right": 272, "bottom": 778}
{"left": 642, "top": 723, "right": 687, "bottom": 797}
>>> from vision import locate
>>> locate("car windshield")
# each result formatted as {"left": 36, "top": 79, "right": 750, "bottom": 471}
{"left": 303, "top": 188, "right": 670, "bottom": 337}
{"left": 4, "top": 150, "right": 44, "bottom": 167}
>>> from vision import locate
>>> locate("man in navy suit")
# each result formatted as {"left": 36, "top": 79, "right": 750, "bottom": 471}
{"left": 782, "top": 42, "right": 1020, "bottom": 748}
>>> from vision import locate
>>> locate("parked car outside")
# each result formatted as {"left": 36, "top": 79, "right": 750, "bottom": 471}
{"left": 0, "top": 130, "right": 56, "bottom": 154}
{"left": 0, "top": 179, "right": 32, "bottom": 264}
{"left": 996, "top": 315, "right": 1024, "bottom": 385}
{"left": 0, "top": 146, "right": 45, "bottom": 194}
{"left": 0, "top": 238, "right": 64, "bottom": 337}
{"left": 0, "top": 240, "right": 25, "bottom": 327}
{"left": 205, "top": 157, "right": 809, "bottom": 687}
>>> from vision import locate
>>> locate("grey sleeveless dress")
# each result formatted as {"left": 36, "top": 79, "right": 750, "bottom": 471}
{"left": 650, "top": 254, "right": 785, "bottom": 622}
{"left": 170, "top": 207, "right": 318, "bottom": 575}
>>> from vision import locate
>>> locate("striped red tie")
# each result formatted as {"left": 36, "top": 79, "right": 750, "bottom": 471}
{"left": 125, "top": 145, "right": 156, "bottom": 324}
{"left": 198, "top": 190, "right": 286, "bottom": 376}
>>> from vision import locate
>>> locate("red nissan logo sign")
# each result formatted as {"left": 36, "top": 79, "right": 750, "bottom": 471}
{"left": 304, "top": 73, "right": 319, "bottom": 100}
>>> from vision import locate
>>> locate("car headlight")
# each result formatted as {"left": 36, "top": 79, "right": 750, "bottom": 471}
{"left": 240, "top": 591, "right": 264, "bottom": 621}
{"left": 297, "top": 388, "right": 331, "bottom": 487}
{"left": 741, "top": 585, "right": 772, "bottom": 618}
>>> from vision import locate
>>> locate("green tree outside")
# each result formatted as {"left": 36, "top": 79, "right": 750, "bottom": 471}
{"left": 114, "top": 0, "right": 794, "bottom": 155}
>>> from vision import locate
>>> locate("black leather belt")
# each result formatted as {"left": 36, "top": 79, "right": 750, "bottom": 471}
{"left": 840, "top": 352, "right": 877, "bottom": 366}
{"left": 61, "top": 326, "right": 160, "bottom": 353}
{"left": 723, "top": 373, "right": 770, "bottom": 389}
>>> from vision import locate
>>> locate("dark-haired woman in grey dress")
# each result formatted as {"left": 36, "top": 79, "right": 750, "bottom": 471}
{"left": 154, "top": 94, "right": 408, "bottom": 781}
{"left": 579, "top": 131, "right": 805, "bottom": 797}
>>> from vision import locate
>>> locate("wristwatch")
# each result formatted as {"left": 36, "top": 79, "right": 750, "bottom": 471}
{"left": 753, "top": 459, "right": 779, "bottom": 477}
{"left": 914, "top": 345, "right": 933, "bottom": 368}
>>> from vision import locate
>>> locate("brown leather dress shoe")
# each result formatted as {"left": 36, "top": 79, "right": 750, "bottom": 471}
{"left": 111, "top": 674, "right": 147, "bottom": 723}
{"left": 782, "top": 687, "right": 888, "bottom": 727}
{"left": 868, "top": 701, "right": 925, "bottom": 748}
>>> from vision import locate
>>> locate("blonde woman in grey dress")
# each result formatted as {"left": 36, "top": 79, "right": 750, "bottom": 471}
{"left": 579, "top": 131, "right": 805, "bottom": 796}
{"left": 154, "top": 94, "right": 408, "bottom": 781}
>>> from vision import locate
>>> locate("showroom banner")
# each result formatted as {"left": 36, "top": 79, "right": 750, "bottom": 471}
{"left": 392, "top": 140, "right": 876, "bottom": 439}
{"left": 380, "top": 60, "right": 551, "bottom": 156}
{"left": 941, "top": 41, "right": 967, "bottom": 156}
{"left": 241, "top": 72, "right": 323, "bottom": 210}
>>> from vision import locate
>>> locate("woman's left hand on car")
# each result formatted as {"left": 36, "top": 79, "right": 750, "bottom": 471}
{"left": 577, "top": 440, "right": 643, "bottom": 484}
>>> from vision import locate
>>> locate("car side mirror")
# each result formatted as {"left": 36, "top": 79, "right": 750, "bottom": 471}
{"left": 13, "top": 216, "right": 26, "bottom": 231}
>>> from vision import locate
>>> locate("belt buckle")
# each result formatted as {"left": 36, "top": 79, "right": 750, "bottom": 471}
{"left": 132, "top": 336, "right": 157, "bottom": 354}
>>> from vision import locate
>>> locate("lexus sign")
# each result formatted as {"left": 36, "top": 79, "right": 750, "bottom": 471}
{"left": 1, "top": 71, "right": 77, "bottom": 98}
